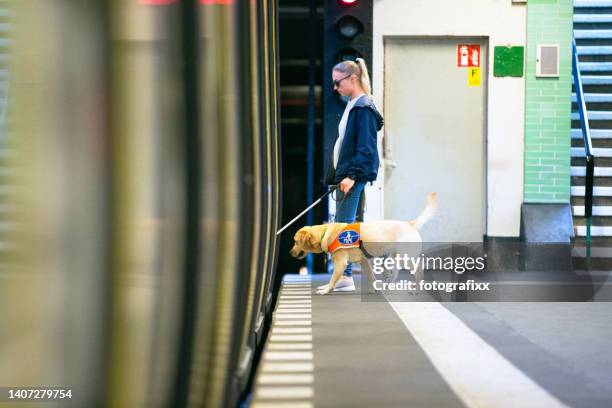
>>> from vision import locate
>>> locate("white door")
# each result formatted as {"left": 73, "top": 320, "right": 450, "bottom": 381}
{"left": 384, "top": 37, "right": 487, "bottom": 242}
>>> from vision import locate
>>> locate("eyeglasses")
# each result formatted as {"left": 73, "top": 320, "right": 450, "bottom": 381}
{"left": 333, "top": 74, "right": 352, "bottom": 88}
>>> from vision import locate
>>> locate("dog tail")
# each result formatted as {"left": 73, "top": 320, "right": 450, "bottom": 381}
{"left": 410, "top": 192, "right": 437, "bottom": 230}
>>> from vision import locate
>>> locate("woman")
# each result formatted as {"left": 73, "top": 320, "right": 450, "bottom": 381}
{"left": 322, "top": 57, "right": 384, "bottom": 292}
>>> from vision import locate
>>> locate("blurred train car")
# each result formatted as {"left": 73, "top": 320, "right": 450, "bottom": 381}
{"left": 0, "top": 1, "right": 281, "bottom": 407}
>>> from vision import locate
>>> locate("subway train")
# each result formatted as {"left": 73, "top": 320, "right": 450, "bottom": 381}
{"left": 0, "top": 1, "right": 282, "bottom": 407}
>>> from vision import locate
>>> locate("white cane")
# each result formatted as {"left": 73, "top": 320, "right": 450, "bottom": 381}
{"left": 276, "top": 185, "right": 339, "bottom": 236}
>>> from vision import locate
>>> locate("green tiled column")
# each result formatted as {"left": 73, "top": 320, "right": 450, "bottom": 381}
{"left": 524, "top": 0, "right": 573, "bottom": 202}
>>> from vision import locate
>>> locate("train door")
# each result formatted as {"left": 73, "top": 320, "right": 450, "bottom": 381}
{"left": 383, "top": 37, "right": 487, "bottom": 242}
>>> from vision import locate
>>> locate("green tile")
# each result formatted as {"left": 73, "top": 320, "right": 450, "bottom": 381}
{"left": 540, "top": 185, "right": 568, "bottom": 193}
{"left": 524, "top": 193, "right": 555, "bottom": 201}
{"left": 540, "top": 158, "right": 569, "bottom": 165}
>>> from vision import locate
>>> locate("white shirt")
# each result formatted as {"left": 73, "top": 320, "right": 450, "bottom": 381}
{"left": 333, "top": 93, "right": 365, "bottom": 169}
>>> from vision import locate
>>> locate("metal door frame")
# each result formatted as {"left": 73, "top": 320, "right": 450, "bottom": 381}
{"left": 381, "top": 35, "right": 489, "bottom": 239}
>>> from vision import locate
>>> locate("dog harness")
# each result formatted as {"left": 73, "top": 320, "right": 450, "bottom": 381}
{"left": 328, "top": 223, "right": 374, "bottom": 258}
{"left": 328, "top": 223, "right": 361, "bottom": 253}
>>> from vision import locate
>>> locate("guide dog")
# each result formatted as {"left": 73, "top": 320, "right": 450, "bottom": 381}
{"left": 290, "top": 192, "right": 437, "bottom": 295}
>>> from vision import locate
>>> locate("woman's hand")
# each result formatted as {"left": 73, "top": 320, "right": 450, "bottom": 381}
{"left": 339, "top": 177, "right": 355, "bottom": 194}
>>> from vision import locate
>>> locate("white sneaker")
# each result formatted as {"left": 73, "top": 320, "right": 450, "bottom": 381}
{"left": 317, "top": 276, "right": 355, "bottom": 292}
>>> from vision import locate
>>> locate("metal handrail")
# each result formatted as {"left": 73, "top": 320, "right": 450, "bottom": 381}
{"left": 572, "top": 37, "right": 595, "bottom": 257}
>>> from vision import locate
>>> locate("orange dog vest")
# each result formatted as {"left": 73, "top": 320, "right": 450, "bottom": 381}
{"left": 328, "top": 223, "right": 361, "bottom": 253}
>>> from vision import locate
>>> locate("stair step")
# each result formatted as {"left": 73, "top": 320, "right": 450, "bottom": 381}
{"left": 574, "top": 236, "right": 612, "bottom": 244}
{"left": 573, "top": 205, "right": 612, "bottom": 216}
{"left": 572, "top": 177, "right": 612, "bottom": 187}
{"left": 574, "top": 30, "right": 612, "bottom": 39}
{"left": 575, "top": 225, "right": 612, "bottom": 237}
{"left": 574, "top": 14, "right": 612, "bottom": 23}
{"left": 571, "top": 166, "right": 612, "bottom": 176}
{"left": 574, "top": 159, "right": 612, "bottom": 169}
{"left": 573, "top": 216, "right": 612, "bottom": 226}
{"left": 571, "top": 186, "right": 612, "bottom": 196}
{"left": 571, "top": 197, "right": 612, "bottom": 208}
{"left": 571, "top": 129, "right": 612, "bottom": 139}
{"left": 577, "top": 46, "right": 612, "bottom": 56}
{"left": 572, "top": 93, "right": 612, "bottom": 102}
{"left": 580, "top": 75, "right": 612, "bottom": 85}
{"left": 571, "top": 147, "right": 612, "bottom": 157}
{"left": 575, "top": 1, "right": 612, "bottom": 7}
{"left": 579, "top": 62, "right": 612, "bottom": 72}
{"left": 572, "top": 246, "right": 612, "bottom": 258}
{"left": 571, "top": 111, "right": 612, "bottom": 120}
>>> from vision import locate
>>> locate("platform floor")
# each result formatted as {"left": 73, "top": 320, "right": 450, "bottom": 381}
{"left": 249, "top": 273, "right": 612, "bottom": 408}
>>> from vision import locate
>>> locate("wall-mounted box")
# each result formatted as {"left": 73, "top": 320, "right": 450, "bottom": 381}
{"left": 536, "top": 44, "right": 559, "bottom": 77}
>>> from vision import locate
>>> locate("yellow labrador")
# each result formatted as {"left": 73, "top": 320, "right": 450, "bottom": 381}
{"left": 290, "top": 192, "right": 437, "bottom": 295}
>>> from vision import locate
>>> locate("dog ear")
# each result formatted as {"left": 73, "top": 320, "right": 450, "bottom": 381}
{"left": 297, "top": 229, "right": 314, "bottom": 251}
{"left": 294, "top": 230, "right": 307, "bottom": 247}
{"left": 306, "top": 231, "right": 320, "bottom": 250}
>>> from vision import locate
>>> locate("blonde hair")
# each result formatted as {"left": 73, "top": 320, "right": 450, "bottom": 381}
{"left": 333, "top": 58, "right": 372, "bottom": 96}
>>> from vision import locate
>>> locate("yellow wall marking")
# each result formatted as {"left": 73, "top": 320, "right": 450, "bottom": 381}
{"left": 468, "top": 68, "right": 481, "bottom": 86}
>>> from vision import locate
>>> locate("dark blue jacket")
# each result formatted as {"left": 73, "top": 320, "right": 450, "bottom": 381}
{"left": 333, "top": 95, "right": 384, "bottom": 184}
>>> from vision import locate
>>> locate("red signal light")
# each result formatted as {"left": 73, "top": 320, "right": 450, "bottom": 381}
{"left": 339, "top": 0, "right": 358, "bottom": 5}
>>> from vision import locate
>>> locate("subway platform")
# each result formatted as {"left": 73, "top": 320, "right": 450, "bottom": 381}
{"left": 249, "top": 273, "right": 612, "bottom": 408}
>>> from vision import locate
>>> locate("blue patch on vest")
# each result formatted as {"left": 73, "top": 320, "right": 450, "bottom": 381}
{"left": 338, "top": 230, "right": 359, "bottom": 245}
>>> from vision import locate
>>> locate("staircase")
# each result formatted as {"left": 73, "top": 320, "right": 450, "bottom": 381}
{"left": 572, "top": 1, "right": 612, "bottom": 269}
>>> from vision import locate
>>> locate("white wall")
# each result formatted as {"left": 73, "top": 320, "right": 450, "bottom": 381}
{"left": 366, "top": 0, "right": 526, "bottom": 237}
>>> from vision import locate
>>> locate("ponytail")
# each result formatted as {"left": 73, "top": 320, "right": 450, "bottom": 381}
{"left": 332, "top": 58, "right": 372, "bottom": 96}
{"left": 354, "top": 58, "right": 372, "bottom": 96}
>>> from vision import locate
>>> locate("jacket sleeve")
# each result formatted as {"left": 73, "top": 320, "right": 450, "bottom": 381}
{"left": 346, "top": 107, "right": 379, "bottom": 180}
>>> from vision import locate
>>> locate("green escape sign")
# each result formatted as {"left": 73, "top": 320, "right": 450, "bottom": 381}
{"left": 494, "top": 46, "right": 524, "bottom": 77}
